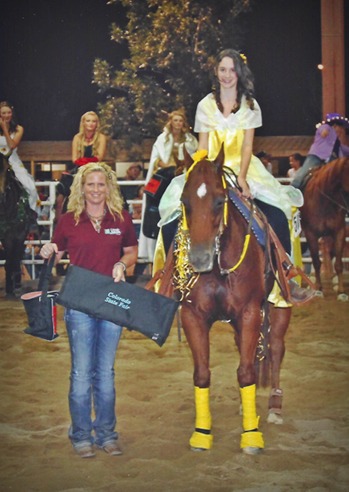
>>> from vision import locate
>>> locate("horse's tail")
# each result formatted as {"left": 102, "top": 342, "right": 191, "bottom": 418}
{"left": 254, "top": 300, "right": 271, "bottom": 388}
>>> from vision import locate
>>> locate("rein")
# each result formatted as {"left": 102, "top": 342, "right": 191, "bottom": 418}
{"left": 318, "top": 188, "right": 349, "bottom": 213}
{"left": 216, "top": 170, "right": 252, "bottom": 275}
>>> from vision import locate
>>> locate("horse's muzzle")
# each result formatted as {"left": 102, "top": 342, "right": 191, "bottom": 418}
{"left": 189, "top": 245, "right": 215, "bottom": 273}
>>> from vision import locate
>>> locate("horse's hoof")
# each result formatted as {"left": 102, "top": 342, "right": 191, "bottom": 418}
{"left": 190, "top": 446, "right": 208, "bottom": 452}
{"left": 242, "top": 446, "right": 263, "bottom": 455}
{"left": 267, "top": 411, "right": 284, "bottom": 425}
{"left": 314, "top": 290, "right": 324, "bottom": 298}
{"left": 337, "top": 293, "right": 349, "bottom": 302}
{"left": 5, "top": 293, "right": 20, "bottom": 301}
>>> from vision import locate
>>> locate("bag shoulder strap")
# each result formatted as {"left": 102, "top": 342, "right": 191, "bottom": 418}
{"left": 38, "top": 254, "right": 56, "bottom": 296}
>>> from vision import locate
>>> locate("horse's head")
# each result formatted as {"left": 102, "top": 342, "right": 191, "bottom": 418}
{"left": 0, "top": 154, "right": 24, "bottom": 220}
{"left": 180, "top": 145, "right": 227, "bottom": 272}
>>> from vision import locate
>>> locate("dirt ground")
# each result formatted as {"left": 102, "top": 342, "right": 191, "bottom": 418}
{"left": 0, "top": 276, "right": 348, "bottom": 492}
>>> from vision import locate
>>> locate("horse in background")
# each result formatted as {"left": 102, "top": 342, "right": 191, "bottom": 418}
{"left": 301, "top": 157, "right": 349, "bottom": 301}
{"left": 173, "top": 147, "right": 292, "bottom": 454}
{"left": 0, "top": 154, "right": 35, "bottom": 297}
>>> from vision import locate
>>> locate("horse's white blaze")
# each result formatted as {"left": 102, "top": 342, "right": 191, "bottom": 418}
{"left": 197, "top": 183, "right": 207, "bottom": 198}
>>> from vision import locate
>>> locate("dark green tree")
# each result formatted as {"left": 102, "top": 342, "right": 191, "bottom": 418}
{"left": 93, "top": 0, "right": 253, "bottom": 146}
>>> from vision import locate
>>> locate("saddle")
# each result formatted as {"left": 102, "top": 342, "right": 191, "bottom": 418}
{"left": 228, "top": 189, "right": 315, "bottom": 306}
{"left": 299, "top": 169, "right": 314, "bottom": 191}
{"left": 143, "top": 166, "right": 176, "bottom": 239}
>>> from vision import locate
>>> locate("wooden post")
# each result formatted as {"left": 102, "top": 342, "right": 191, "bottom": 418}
{"left": 321, "top": 0, "right": 345, "bottom": 116}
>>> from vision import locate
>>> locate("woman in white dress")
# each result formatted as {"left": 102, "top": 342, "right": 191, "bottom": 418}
{"left": 138, "top": 109, "right": 198, "bottom": 262}
{"left": 0, "top": 101, "right": 40, "bottom": 213}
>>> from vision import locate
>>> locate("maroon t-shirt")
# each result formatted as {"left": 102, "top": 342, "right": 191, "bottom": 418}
{"left": 53, "top": 210, "right": 138, "bottom": 276}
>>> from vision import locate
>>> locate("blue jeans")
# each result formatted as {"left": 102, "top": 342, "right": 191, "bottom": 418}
{"left": 291, "top": 154, "right": 323, "bottom": 188}
{"left": 65, "top": 308, "right": 123, "bottom": 448}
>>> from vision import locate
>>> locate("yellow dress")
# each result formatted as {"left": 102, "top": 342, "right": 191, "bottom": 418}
{"left": 194, "top": 93, "right": 303, "bottom": 219}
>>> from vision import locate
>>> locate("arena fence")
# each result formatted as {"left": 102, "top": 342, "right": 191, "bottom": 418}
{"left": 1, "top": 174, "right": 348, "bottom": 280}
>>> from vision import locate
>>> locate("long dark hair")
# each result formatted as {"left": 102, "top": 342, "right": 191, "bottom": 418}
{"left": 212, "top": 49, "right": 255, "bottom": 113}
{"left": 0, "top": 101, "right": 19, "bottom": 134}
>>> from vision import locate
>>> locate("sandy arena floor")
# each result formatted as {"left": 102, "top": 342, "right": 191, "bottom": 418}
{"left": 0, "top": 276, "right": 348, "bottom": 492}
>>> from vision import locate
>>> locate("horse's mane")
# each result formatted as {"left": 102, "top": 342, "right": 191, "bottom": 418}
{"left": 0, "top": 155, "right": 9, "bottom": 193}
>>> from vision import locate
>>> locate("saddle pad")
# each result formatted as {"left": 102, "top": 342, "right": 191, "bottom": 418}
{"left": 228, "top": 189, "right": 266, "bottom": 248}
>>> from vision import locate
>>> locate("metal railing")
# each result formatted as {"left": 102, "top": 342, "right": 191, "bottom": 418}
{"left": 1, "top": 173, "right": 348, "bottom": 280}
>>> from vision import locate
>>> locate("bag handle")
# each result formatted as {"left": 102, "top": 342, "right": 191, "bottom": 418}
{"left": 38, "top": 253, "right": 56, "bottom": 296}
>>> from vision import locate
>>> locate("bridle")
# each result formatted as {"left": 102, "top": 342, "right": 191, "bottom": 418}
{"left": 215, "top": 168, "right": 253, "bottom": 275}
{"left": 180, "top": 155, "right": 252, "bottom": 277}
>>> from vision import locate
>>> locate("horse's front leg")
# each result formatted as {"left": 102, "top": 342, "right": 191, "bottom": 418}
{"left": 237, "top": 304, "right": 264, "bottom": 454}
{"left": 306, "top": 232, "right": 323, "bottom": 292}
{"left": 267, "top": 305, "right": 292, "bottom": 424}
{"left": 181, "top": 304, "right": 213, "bottom": 451}
{"left": 333, "top": 228, "right": 347, "bottom": 300}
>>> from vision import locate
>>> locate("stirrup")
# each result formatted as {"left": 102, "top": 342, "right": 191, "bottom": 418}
{"left": 288, "top": 279, "right": 316, "bottom": 305}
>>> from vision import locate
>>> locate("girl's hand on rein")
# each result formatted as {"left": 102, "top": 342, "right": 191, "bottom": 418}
{"left": 40, "top": 242, "right": 58, "bottom": 259}
{"left": 237, "top": 175, "right": 251, "bottom": 199}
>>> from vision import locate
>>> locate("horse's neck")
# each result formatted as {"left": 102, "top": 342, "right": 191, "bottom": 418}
{"left": 317, "top": 162, "right": 341, "bottom": 194}
{"left": 0, "top": 159, "right": 10, "bottom": 193}
{"left": 0, "top": 174, "right": 5, "bottom": 193}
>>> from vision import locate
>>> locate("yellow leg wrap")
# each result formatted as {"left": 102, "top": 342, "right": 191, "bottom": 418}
{"left": 240, "top": 429, "right": 264, "bottom": 450}
{"left": 240, "top": 384, "right": 264, "bottom": 450}
{"left": 189, "top": 386, "right": 213, "bottom": 450}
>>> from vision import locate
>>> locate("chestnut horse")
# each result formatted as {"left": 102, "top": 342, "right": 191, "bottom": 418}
{"left": 301, "top": 157, "right": 349, "bottom": 301}
{"left": 173, "top": 148, "right": 291, "bottom": 454}
{"left": 0, "top": 154, "right": 34, "bottom": 297}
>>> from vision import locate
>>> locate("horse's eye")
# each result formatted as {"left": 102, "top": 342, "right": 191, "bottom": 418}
{"left": 214, "top": 196, "right": 225, "bottom": 211}
{"left": 181, "top": 196, "right": 190, "bottom": 210}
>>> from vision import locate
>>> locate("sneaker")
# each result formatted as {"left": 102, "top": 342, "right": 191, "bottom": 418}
{"left": 74, "top": 444, "right": 96, "bottom": 458}
{"left": 99, "top": 441, "right": 123, "bottom": 456}
{"left": 288, "top": 279, "right": 316, "bottom": 304}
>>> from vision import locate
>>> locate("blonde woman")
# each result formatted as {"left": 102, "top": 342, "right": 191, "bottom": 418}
{"left": 138, "top": 109, "right": 198, "bottom": 262}
{"left": 72, "top": 111, "right": 107, "bottom": 165}
{"left": 41, "top": 163, "right": 138, "bottom": 459}
{"left": 146, "top": 108, "right": 198, "bottom": 178}
{"left": 56, "top": 111, "right": 108, "bottom": 222}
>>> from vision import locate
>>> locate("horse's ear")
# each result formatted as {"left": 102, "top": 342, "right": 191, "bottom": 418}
{"left": 215, "top": 144, "right": 225, "bottom": 169}
{"left": 183, "top": 145, "right": 194, "bottom": 170}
